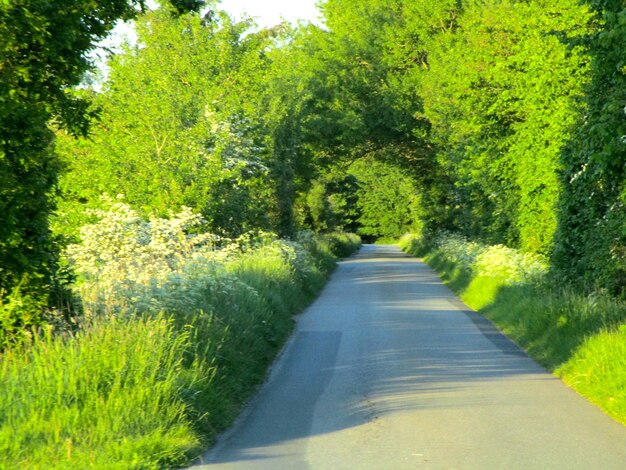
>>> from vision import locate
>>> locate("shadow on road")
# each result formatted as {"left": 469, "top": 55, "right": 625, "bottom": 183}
{"left": 192, "top": 245, "right": 597, "bottom": 467}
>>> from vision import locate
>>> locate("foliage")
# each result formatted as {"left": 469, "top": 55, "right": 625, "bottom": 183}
{"left": 473, "top": 245, "right": 548, "bottom": 285}
{"left": 297, "top": 171, "right": 360, "bottom": 233}
{"left": 419, "top": 0, "right": 592, "bottom": 252}
{"left": 317, "top": 0, "right": 430, "bottom": 156}
{"left": 1, "top": 201, "right": 360, "bottom": 468}
{"left": 0, "top": 0, "right": 151, "bottom": 323}
{"left": 551, "top": 0, "right": 626, "bottom": 295}
{"left": 349, "top": 158, "right": 423, "bottom": 241}
{"left": 253, "top": 31, "right": 313, "bottom": 237}
{"left": 319, "top": 0, "right": 626, "bottom": 299}
{"left": 305, "top": 0, "right": 594, "bottom": 256}
{"left": 54, "top": 7, "right": 272, "bottom": 239}
{"left": 404, "top": 231, "right": 548, "bottom": 286}
{"left": 67, "top": 199, "right": 218, "bottom": 315}
{"left": 269, "top": 0, "right": 435, "bottom": 237}
{"left": 66, "top": 200, "right": 316, "bottom": 317}
{"left": 0, "top": 282, "right": 48, "bottom": 351}
{"left": 398, "top": 232, "right": 430, "bottom": 257}
{"left": 298, "top": 230, "right": 362, "bottom": 263}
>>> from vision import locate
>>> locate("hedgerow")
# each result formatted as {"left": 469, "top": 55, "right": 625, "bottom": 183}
{"left": 0, "top": 202, "right": 361, "bottom": 469}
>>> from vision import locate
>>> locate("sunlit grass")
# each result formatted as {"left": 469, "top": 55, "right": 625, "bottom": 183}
{"left": 400, "top": 232, "right": 626, "bottom": 426}
{"left": 557, "top": 329, "right": 626, "bottom": 423}
{"left": 0, "top": 315, "right": 203, "bottom": 469}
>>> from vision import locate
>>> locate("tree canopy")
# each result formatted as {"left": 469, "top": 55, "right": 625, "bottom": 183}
{"left": 5, "top": 0, "right": 626, "bottom": 314}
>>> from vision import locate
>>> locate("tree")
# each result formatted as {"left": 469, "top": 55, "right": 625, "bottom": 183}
{"left": 0, "top": 0, "right": 146, "bottom": 302}
{"left": 419, "top": 0, "right": 591, "bottom": 253}
{"left": 552, "top": 0, "right": 626, "bottom": 294}
{"left": 298, "top": 170, "right": 360, "bottom": 233}
{"left": 0, "top": 1, "right": 223, "bottom": 349}
{"left": 55, "top": 6, "right": 274, "bottom": 238}
{"left": 315, "top": 0, "right": 430, "bottom": 159}
{"left": 350, "top": 158, "right": 423, "bottom": 241}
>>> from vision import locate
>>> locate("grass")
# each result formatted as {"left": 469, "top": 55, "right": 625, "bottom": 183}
{"left": 0, "top": 232, "right": 361, "bottom": 469}
{"left": 0, "top": 315, "right": 202, "bottom": 469}
{"left": 399, "top": 232, "right": 626, "bottom": 426}
{"left": 557, "top": 328, "right": 626, "bottom": 422}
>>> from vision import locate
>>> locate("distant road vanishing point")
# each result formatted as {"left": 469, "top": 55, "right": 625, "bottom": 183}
{"left": 192, "top": 244, "right": 626, "bottom": 469}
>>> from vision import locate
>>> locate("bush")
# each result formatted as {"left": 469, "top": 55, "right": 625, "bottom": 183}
{"left": 402, "top": 231, "right": 547, "bottom": 285}
{"left": 398, "top": 232, "right": 430, "bottom": 257}
{"left": 0, "top": 281, "right": 47, "bottom": 350}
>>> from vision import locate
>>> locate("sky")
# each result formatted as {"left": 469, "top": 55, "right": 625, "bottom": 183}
{"left": 219, "top": 0, "right": 322, "bottom": 28}
{"left": 91, "top": 0, "right": 322, "bottom": 79}
{"left": 99, "top": 0, "right": 322, "bottom": 56}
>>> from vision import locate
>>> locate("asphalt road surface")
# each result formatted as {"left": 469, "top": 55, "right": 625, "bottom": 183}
{"left": 193, "top": 244, "right": 626, "bottom": 469}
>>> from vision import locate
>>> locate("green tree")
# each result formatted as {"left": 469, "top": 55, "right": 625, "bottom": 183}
{"left": 552, "top": 0, "right": 626, "bottom": 294}
{"left": 0, "top": 0, "right": 146, "bottom": 307}
{"left": 420, "top": 0, "right": 591, "bottom": 253}
{"left": 298, "top": 170, "right": 359, "bottom": 233}
{"left": 55, "top": 6, "right": 274, "bottom": 238}
{"left": 315, "top": 0, "right": 431, "bottom": 160}
{"left": 350, "top": 158, "right": 423, "bottom": 241}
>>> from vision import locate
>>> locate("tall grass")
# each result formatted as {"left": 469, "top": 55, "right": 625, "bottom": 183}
{"left": 399, "top": 232, "right": 626, "bottom": 426}
{"left": 0, "top": 205, "right": 361, "bottom": 470}
{"left": 0, "top": 316, "right": 203, "bottom": 469}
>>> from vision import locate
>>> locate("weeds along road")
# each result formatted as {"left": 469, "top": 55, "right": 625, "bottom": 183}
{"left": 193, "top": 245, "right": 626, "bottom": 469}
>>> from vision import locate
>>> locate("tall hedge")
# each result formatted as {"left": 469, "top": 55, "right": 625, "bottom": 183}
{"left": 552, "top": 1, "right": 626, "bottom": 294}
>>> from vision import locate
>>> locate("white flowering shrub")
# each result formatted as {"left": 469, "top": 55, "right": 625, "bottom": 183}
{"left": 66, "top": 200, "right": 248, "bottom": 315}
{"left": 423, "top": 231, "right": 548, "bottom": 285}
{"left": 64, "top": 200, "right": 355, "bottom": 320}
{"left": 68, "top": 199, "right": 218, "bottom": 281}
{"left": 435, "top": 232, "right": 483, "bottom": 271}
{"left": 473, "top": 244, "right": 548, "bottom": 284}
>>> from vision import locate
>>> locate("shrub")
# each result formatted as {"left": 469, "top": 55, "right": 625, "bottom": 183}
{"left": 399, "top": 232, "right": 431, "bottom": 257}
{"left": 404, "top": 231, "right": 547, "bottom": 285}
{"left": 473, "top": 244, "right": 548, "bottom": 285}
{"left": 0, "top": 280, "right": 47, "bottom": 350}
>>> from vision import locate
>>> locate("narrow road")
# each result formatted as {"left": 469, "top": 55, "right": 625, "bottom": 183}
{"left": 194, "top": 245, "right": 626, "bottom": 469}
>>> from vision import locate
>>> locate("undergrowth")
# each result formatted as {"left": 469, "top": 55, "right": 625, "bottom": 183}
{"left": 399, "top": 232, "right": 626, "bottom": 426}
{"left": 0, "top": 202, "right": 361, "bottom": 469}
